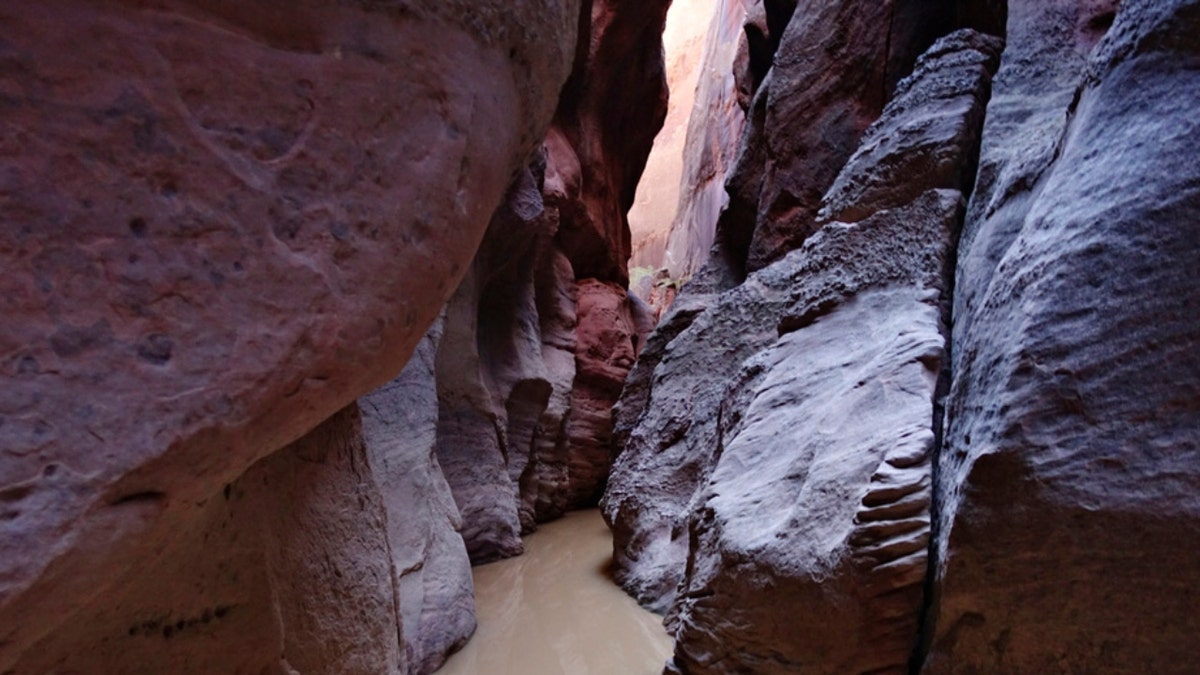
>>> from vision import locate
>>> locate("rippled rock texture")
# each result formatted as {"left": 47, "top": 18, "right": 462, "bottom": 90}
{"left": 608, "top": 0, "right": 1200, "bottom": 673}
{"left": 0, "top": 0, "right": 581, "bottom": 671}
{"left": 607, "top": 27, "right": 1002, "bottom": 673}
{"left": 928, "top": 1, "right": 1200, "bottom": 671}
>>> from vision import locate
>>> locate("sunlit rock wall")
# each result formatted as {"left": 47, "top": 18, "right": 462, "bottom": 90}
{"left": 628, "top": 0, "right": 721, "bottom": 275}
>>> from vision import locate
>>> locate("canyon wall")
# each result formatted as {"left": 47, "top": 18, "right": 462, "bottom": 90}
{"left": 628, "top": 0, "right": 720, "bottom": 274}
{"left": 0, "top": 0, "right": 595, "bottom": 671}
{"left": 404, "top": 0, "right": 671, "bottom": 565}
{"left": 607, "top": 0, "right": 1200, "bottom": 673}
{"left": 927, "top": 0, "right": 1200, "bottom": 671}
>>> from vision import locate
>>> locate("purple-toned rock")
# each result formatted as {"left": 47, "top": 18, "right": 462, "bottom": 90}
{"left": 0, "top": 0, "right": 580, "bottom": 668}
{"left": 360, "top": 321, "right": 476, "bottom": 674}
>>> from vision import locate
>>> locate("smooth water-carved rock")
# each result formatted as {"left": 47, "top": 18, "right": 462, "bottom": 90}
{"left": 661, "top": 0, "right": 753, "bottom": 280}
{"left": 0, "top": 0, "right": 580, "bottom": 667}
{"left": 928, "top": 1, "right": 1200, "bottom": 671}
{"left": 629, "top": 0, "right": 722, "bottom": 272}
{"left": 428, "top": 0, "right": 671, "bottom": 555}
{"left": 552, "top": 0, "right": 673, "bottom": 284}
{"left": 360, "top": 321, "right": 476, "bottom": 674}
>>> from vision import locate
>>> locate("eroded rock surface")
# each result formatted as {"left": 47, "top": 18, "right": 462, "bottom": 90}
{"left": 0, "top": 0, "right": 580, "bottom": 669}
{"left": 927, "top": 1, "right": 1200, "bottom": 671}
{"left": 629, "top": 0, "right": 722, "bottom": 272}
{"left": 9, "top": 406, "right": 406, "bottom": 674}
{"left": 606, "top": 27, "right": 1002, "bottom": 673}
{"left": 360, "top": 321, "right": 476, "bottom": 674}
{"left": 657, "top": 0, "right": 753, "bottom": 281}
{"left": 424, "top": 0, "right": 670, "bottom": 560}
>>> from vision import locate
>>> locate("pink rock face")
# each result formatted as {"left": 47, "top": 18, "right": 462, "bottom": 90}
{"left": 628, "top": 0, "right": 721, "bottom": 272}
{"left": 0, "top": 0, "right": 580, "bottom": 668}
{"left": 551, "top": 0, "right": 672, "bottom": 284}
{"left": 660, "top": 0, "right": 751, "bottom": 279}
{"left": 10, "top": 405, "right": 407, "bottom": 674}
{"left": 560, "top": 280, "right": 644, "bottom": 508}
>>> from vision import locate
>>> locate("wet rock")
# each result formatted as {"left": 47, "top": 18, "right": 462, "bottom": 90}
{"left": 927, "top": 1, "right": 1200, "bottom": 671}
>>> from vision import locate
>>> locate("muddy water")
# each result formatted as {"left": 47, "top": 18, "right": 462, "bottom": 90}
{"left": 438, "top": 509, "right": 673, "bottom": 675}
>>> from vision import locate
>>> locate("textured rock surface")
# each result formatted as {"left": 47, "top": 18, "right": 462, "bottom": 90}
{"left": 708, "top": 0, "right": 944, "bottom": 280}
{"left": 360, "top": 321, "right": 476, "bottom": 674}
{"left": 552, "top": 0, "right": 672, "bottom": 283}
{"left": 605, "top": 19, "right": 999, "bottom": 608}
{"left": 629, "top": 0, "right": 721, "bottom": 272}
{"left": 8, "top": 405, "right": 406, "bottom": 674}
{"left": 659, "top": 0, "right": 751, "bottom": 279}
{"left": 606, "top": 28, "right": 1001, "bottom": 673}
{"left": 927, "top": 1, "right": 1200, "bottom": 672}
{"left": 0, "top": 0, "right": 581, "bottom": 668}
{"left": 425, "top": 0, "right": 671, "bottom": 558}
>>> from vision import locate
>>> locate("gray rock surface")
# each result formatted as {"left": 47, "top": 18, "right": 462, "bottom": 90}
{"left": 605, "top": 28, "right": 1001, "bottom": 672}
{"left": 360, "top": 320, "right": 476, "bottom": 674}
{"left": 704, "top": 0, "right": 951, "bottom": 283}
{"left": 927, "top": 1, "right": 1200, "bottom": 671}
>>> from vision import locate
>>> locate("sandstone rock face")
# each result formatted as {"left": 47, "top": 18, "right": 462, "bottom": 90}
{"left": 553, "top": 0, "right": 672, "bottom": 283}
{"left": 629, "top": 0, "right": 721, "bottom": 272}
{"left": 360, "top": 321, "right": 476, "bottom": 674}
{"left": 701, "top": 0, "right": 986, "bottom": 285}
{"left": 429, "top": 186, "right": 654, "bottom": 560}
{"left": 927, "top": 1, "right": 1200, "bottom": 671}
{"left": 0, "top": 0, "right": 581, "bottom": 669}
{"left": 424, "top": 0, "right": 671, "bottom": 559}
{"left": 659, "top": 0, "right": 752, "bottom": 279}
{"left": 605, "top": 27, "right": 1001, "bottom": 673}
{"left": 9, "top": 405, "right": 407, "bottom": 674}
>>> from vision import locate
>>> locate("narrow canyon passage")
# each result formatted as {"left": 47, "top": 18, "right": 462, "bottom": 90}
{"left": 438, "top": 510, "right": 672, "bottom": 675}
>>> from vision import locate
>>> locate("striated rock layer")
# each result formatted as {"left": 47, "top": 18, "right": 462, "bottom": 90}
{"left": 0, "top": 0, "right": 581, "bottom": 670}
{"left": 927, "top": 0, "right": 1200, "bottom": 671}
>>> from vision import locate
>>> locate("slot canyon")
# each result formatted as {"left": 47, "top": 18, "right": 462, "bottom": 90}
{"left": 1, "top": 0, "right": 1198, "bottom": 673}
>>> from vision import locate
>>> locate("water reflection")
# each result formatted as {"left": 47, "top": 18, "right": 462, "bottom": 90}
{"left": 438, "top": 510, "right": 672, "bottom": 674}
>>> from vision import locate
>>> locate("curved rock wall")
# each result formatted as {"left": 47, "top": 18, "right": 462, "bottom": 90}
{"left": 0, "top": 0, "right": 581, "bottom": 670}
